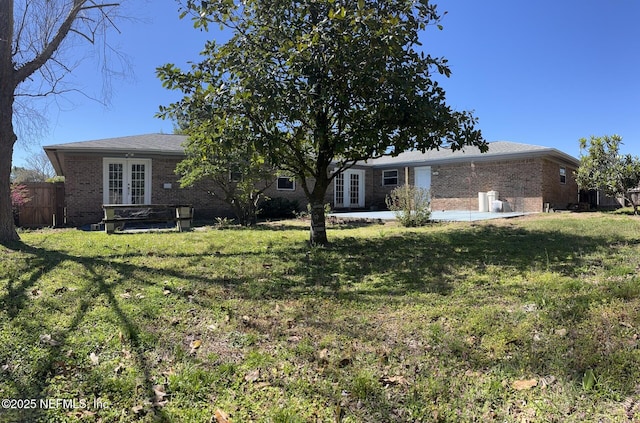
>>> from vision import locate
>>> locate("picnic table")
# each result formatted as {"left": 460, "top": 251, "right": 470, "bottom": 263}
{"left": 102, "top": 204, "right": 193, "bottom": 234}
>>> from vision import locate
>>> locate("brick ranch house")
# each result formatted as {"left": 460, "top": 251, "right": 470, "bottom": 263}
{"left": 43, "top": 134, "right": 579, "bottom": 226}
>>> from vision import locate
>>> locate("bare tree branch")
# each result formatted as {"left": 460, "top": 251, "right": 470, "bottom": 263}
{"left": 14, "top": 1, "right": 120, "bottom": 86}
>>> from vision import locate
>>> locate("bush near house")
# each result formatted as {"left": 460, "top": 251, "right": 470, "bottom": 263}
{"left": 385, "top": 185, "right": 431, "bottom": 226}
{"left": 258, "top": 197, "right": 300, "bottom": 219}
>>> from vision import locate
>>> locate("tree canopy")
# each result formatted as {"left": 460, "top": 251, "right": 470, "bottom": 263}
{"left": 575, "top": 135, "right": 640, "bottom": 214}
{"left": 158, "top": 0, "right": 487, "bottom": 244}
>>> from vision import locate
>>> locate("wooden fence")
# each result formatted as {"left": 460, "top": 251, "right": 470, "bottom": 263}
{"left": 15, "top": 182, "right": 65, "bottom": 228}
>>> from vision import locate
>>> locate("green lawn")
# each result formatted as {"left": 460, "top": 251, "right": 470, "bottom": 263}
{"left": 1, "top": 213, "right": 640, "bottom": 422}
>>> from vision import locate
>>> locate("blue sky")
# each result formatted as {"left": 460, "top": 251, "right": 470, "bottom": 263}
{"left": 12, "top": 0, "right": 640, "bottom": 168}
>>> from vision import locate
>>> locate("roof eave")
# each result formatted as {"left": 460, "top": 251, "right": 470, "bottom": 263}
{"left": 368, "top": 149, "right": 579, "bottom": 168}
{"left": 43, "top": 146, "right": 186, "bottom": 156}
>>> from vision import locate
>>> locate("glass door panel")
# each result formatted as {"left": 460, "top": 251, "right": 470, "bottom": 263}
{"left": 107, "top": 163, "right": 124, "bottom": 204}
{"left": 103, "top": 159, "right": 151, "bottom": 205}
{"left": 129, "top": 163, "right": 146, "bottom": 204}
{"left": 335, "top": 173, "right": 345, "bottom": 208}
{"left": 334, "top": 170, "right": 365, "bottom": 208}
{"left": 349, "top": 173, "right": 360, "bottom": 206}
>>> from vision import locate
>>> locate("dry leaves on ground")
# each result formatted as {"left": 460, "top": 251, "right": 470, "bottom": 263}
{"left": 512, "top": 379, "right": 538, "bottom": 391}
{"left": 214, "top": 408, "right": 231, "bottom": 423}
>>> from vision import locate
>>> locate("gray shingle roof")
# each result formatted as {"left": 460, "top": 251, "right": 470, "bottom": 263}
{"left": 44, "top": 133, "right": 188, "bottom": 155}
{"left": 366, "top": 141, "right": 578, "bottom": 167}
{"left": 44, "top": 135, "right": 578, "bottom": 169}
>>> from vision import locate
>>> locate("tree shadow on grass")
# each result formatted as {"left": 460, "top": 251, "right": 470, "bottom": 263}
{"left": 238, "top": 222, "right": 624, "bottom": 304}
{"left": 0, "top": 241, "right": 188, "bottom": 422}
{"left": 1, "top": 220, "right": 639, "bottom": 419}
{"left": 231, "top": 222, "right": 640, "bottom": 404}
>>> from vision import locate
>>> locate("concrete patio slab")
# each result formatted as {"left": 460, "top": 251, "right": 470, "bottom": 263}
{"left": 329, "top": 210, "right": 529, "bottom": 222}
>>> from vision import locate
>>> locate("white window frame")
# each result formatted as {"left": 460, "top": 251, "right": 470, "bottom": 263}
{"left": 560, "top": 167, "right": 567, "bottom": 184}
{"left": 102, "top": 158, "right": 152, "bottom": 205}
{"left": 276, "top": 176, "right": 296, "bottom": 191}
{"left": 382, "top": 169, "right": 399, "bottom": 186}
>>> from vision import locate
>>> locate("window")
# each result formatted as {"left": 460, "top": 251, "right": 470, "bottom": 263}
{"left": 382, "top": 169, "right": 398, "bottom": 186}
{"left": 560, "top": 167, "right": 566, "bottom": 184}
{"left": 277, "top": 176, "right": 295, "bottom": 191}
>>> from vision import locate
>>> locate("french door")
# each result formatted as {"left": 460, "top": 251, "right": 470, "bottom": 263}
{"left": 334, "top": 169, "right": 365, "bottom": 208}
{"left": 103, "top": 158, "right": 152, "bottom": 204}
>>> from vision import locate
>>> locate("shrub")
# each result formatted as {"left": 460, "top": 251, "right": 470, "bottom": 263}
{"left": 385, "top": 185, "right": 431, "bottom": 227}
{"left": 259, "top": 197, "right": 300, "bottom": 219}
{"left": 11, "top": 184, "right": 30, "bottom": 209}
{"left": 10, "top": 184, "right": 31, "bottom": 225}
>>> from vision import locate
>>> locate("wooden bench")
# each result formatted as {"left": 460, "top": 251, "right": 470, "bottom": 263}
{"left": 102, "top": 204, "right": 193, "bottom": 234}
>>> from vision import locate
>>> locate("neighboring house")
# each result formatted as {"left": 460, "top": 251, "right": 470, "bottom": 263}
{"left": 44, "top": 134, "right": 579, "bottom": 226}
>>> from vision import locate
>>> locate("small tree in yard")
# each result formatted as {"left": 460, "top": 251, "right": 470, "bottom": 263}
{"left": 386, "top": 185, "right": 431, "bottom": 227}
{"left": 169, "top": 90, "right": 277, "bottom": 226}
{"left": 575, "top": 135, "right": 640, "bottom": 214}
{"left": 158, "top": 0, "right": 486, "bottom": 245}
{"left": 175, "top": 131, "right": 276, "bottom": 226}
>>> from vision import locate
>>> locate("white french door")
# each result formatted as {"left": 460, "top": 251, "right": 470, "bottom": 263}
{"left": 334, "top": 169, "right": 365, "bottom": 208}
{"left": 103, "top": 158, "right": 152, "bottom": 204}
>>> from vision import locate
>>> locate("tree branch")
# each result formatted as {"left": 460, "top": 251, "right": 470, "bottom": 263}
{"left": 12, "top": 1, "right": 29, "bottom": 57}
{"left": 14, "top": 1, "right": 119, "bottom": 86}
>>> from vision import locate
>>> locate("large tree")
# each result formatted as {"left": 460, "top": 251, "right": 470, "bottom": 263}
{"left": 576, "top": 135, "right": 640, "bottom": 214}
{"left": 0, "top": 0, "right": 123, "bottom": 242}
{"left": 158, "top": 0, "right": 486, "bottom": 245}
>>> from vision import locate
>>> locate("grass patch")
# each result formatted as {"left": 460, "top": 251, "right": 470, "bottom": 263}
{"left": 1, "top": 213, "right": 640, "bottom": 421}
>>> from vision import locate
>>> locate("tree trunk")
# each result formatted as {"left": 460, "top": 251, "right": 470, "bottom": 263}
{"left": 0, "top": 98, "right": 19, "bottom": 242}
{"left": 627, "top": 195, "right": 639, "bottom": 216}
{"left": 309, "top": 200, "right": 328, "bottom": 246}
{"left": 0, "top": 0, "right": 19, "bottom": 243}
{"left": 308, "top": 175, "right": 330, "bottom": 246}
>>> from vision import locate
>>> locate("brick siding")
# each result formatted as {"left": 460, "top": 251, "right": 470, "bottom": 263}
{"left": 370, "top": 157, "right": 578, "bottom": 213}
{"left": 63, "top": 153, "right": 579, "bottom": 226}
{"left": 64, "top": 155, "right": 104, "bottom": 225}
{"left": 430, "top": 158, "right": 544, "bottom": 213}
{"left": 541, "top": 159, "right": 579, "bottom": 209}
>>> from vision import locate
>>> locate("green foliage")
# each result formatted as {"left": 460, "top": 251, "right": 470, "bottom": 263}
{"left": 158, "top": 0, "right": 486, "bottom": 244}
{"left": 45, "top": 175, "right": 65, "bottom": 183}
{"left": 174, "top": 128, "right": 276, "bottom": 226}
{"left": 385, "top": 185, "right": 431, "bottom": 226}
{"left": 576, "top": 135, "right": 640, "bottom": 213}
{"left": 583, "top": 368, "right": 597, "bottom": 391}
